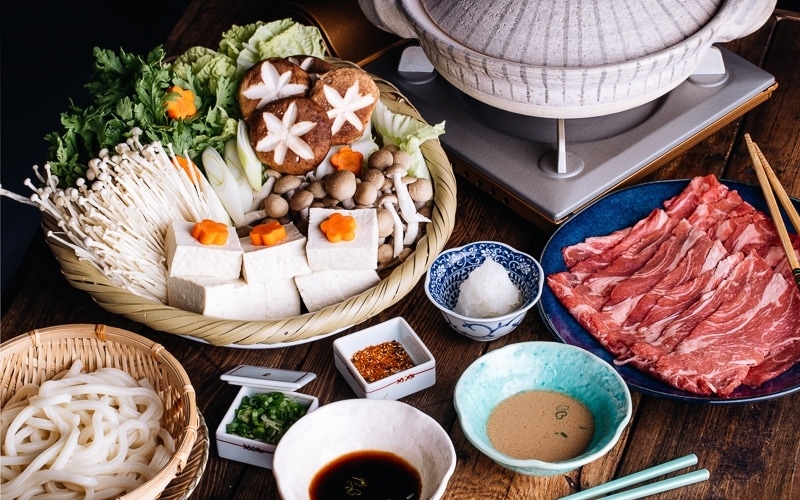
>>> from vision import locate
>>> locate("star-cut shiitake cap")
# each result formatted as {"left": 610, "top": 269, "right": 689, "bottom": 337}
{"left": 309, "top": 67, "right": 380, "bottom": 145}
{"left": 238, "top": 58, "right": 311, "bottom": 121}
{"left": 249, "top": 96, "right": 332, "bottom": 175}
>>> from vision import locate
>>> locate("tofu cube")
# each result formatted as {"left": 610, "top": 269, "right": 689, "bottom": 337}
{"left": 165, "top": 220, "right": 242, "bottom": 280}
{"left": 306, "top": 208, "right": 378, "bottom": 271}
{"left": 295, "top": 269, "right": 381, "bottom": 312}
{"left": 240, "top": 223, "right": 311, "bottom": 284}
{"left": 263, "top": 278, "right": 304, "bottom": 319}
{"left": 167, "top": 276, "right": 301, "bottom": 320}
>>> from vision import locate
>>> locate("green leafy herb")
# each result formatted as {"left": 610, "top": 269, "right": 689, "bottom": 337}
{"left": 41, "top": 18, "right": 325, "bottom": 189}
{"left": 226, "top": 392, "right": 309, "bottom": 445}
{"left": 44, "top": 45, "right": 238, "bottom": 187}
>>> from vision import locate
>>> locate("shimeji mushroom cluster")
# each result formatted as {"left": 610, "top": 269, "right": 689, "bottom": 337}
{"left": 0, "top": 129, "right": 212, "bottom": 302}
{"left": 256, "top": 144, "right": 434, "bottom": 269}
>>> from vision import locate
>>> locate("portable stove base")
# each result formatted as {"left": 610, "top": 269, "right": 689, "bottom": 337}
{"left": 366, "top": 46, "right": 777, "bottom": 229}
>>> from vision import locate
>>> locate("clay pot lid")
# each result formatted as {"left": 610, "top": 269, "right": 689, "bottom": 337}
{"left": 420, "top": 0, "right": 723, "bottom": 66}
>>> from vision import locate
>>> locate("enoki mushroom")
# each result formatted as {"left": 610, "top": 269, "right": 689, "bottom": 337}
{"left": 0, "top": 128, "right": 212, "bottom": 303}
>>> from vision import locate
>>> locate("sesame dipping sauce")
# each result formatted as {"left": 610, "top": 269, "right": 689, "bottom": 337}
{"left": 487, "top": 390, "right": 595, "bottom": 462}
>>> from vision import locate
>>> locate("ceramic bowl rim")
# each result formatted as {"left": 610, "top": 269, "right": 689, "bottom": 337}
{"left": 273, "top": 399, "right": 457, "bottom": 498}
{"left": 453, "top": 341, "right": 632, "bottom": 471}
{"left": 424, "top": 241, "right": 545, "bottom": 322}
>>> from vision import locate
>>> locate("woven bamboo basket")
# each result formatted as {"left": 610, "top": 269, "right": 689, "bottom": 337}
{"left": 0, "top": 324, "right": 202, "bottom": 499}
{"left": 41, "top": 67, "right": 458, "bottom": 347}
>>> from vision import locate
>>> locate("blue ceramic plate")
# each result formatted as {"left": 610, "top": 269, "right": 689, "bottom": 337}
{"left": 538, "top": 179, "right": 800, "bottom": 403}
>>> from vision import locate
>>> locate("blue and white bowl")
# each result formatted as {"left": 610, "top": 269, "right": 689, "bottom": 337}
{"left": 424, "top": 241, "right": 544, "bottom": 341}
{"left": 454, "top": 342, "right": 632, "bottom": 476}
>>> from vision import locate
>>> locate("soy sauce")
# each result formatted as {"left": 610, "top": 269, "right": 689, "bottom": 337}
{"left": 309, "top": 450, "right": 422, "bottom": 500}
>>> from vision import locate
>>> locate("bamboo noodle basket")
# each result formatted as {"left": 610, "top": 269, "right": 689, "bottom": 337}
{"left": 41, "top": 67, "right": 458, "bottom": 347}
{"left": 0, "top": 324, "right": 204, "bottom": 499}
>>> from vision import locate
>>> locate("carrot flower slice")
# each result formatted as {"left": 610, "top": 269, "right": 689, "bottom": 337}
{"left": 166, "top": 85, "right": 198, "bottom": 120}
{"left": 191, "top": 219, "right": 229, "bottom": 245}
{"left": 330, "top": 145, "right": 364, "bottom": 174}
{"left": 320, "top": 212, "right": 357, "bottom": 242}
{"left": 250, "top": 221, "right": 287, "bottom": 246}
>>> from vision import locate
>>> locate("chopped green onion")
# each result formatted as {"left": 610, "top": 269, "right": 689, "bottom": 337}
{"left": 226, "top": 392, "right": 308, "bottom": 445}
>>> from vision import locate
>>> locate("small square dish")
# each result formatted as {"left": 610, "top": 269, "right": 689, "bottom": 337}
{"left": 215, "top": 365, "right": 319, "bottom": 469}
{"left": 333, "top": 317, "right": 436, "bottom": 400}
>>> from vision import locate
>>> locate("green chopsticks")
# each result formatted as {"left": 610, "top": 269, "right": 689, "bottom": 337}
{"left": 559, "top": 454, "right": 709, "bottom": 500}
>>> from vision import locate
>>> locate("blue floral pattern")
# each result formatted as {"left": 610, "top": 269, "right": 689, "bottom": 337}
{"left": 425, "top": 241, "right": 544, "bottom": 341}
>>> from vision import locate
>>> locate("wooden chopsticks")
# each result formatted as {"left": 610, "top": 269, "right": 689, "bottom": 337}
{"left": 744, "top": 133, "right": 800, "bottom": 292}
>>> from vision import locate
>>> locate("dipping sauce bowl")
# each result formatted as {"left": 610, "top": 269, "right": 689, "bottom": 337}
{"left": 454, "top": 341, "right": 632, "bottom": 476}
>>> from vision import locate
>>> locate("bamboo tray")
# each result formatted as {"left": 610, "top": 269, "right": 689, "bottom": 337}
{"left": 0, "top": 324, "right": 202, "bottom": 499}
{"left": 41, "top": 68, "right": 457, "bottom": 347}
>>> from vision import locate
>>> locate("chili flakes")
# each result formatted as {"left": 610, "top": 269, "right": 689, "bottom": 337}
{"left": 351, "top": 340, "right": 415, "bottom": 383}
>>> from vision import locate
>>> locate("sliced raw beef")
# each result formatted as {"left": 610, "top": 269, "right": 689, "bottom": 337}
{"left": 626, "top": 252, "right": 743, "bottom": 354}
{"left": 680, "top": 182, "right": 778, "bottom": 258}
{"left": 768, "top": 234, "right": 800, "bottom": 281}
{"left": 619, "top": 252, "right": 746, "bottom": 374}
{"left": 547, "top": 215, "right": 684, "bottom": 356}
{"left": 548, "top": 174, "right": 800, "bottom": 397}
{"left": 546, "top": 272, "right": 628, "bottom": 355}
{"left": 651, "top": 256, "right": 780, "bottom": 396}
{"left": 592, "top": 221, "right": 702, "bottom": 351}
{"left": 562, "top": 226, "right": 633, "bottom": 268}
{"left": 740, "top": 279, "right": 800, "bottom": 387}
{"left": 685, "top": 185, "right": 748, "bottom": 234}
{"left": 606, "top": 220, "right": 696, "bottom": 308}
{"left": 743, "top": 299, "right": 800, "bottom": 386}
{"left": 582, "top": 216, "right": 680, "bottom": 301}
{"left": 622, "top": 231, "right": 721, "bottom": 327}
{"left": 663, "top": 175, "right": 731, "bottom": 219}
{"left": 719, "top": 209, "right": 776, "bottom": 258}
{"left": 568, "top": 209, "right": 673, "bottom": 279}
{"left": 744, "top": 339, "right": 800, "bottom": 387}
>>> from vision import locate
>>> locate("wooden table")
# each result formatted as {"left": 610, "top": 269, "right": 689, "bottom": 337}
{"left": 2, "top": 4, "right": 799, "bottom": 499}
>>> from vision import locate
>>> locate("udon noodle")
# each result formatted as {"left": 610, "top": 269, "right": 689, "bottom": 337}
{"left": 1, "top": 360, "right": 175, "bottom": 499}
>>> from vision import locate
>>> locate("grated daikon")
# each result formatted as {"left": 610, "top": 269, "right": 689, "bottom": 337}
{"left": 454, "top": 257, "right": 521, "bottom": 318}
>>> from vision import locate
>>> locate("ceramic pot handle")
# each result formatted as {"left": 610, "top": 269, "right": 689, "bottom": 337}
{"left": 357, "top": 0, "right": 418, "bottom": 40}
{"left": 712, "top": 0, "right": 776, "bottom": 42}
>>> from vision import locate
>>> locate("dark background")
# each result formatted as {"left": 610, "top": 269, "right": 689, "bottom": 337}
{"left": 0, "top": 2, "right": 189, "bottom": 307}
{"left": 2, "top": 1, "right": 798, "bottom": 308}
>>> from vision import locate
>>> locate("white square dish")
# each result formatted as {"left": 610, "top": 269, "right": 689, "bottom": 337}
{"left": 333, "top": 317, "right": 435, "bottom": 400}
{"left": 215, "top": 365, "right": 319, "bottom": 469}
